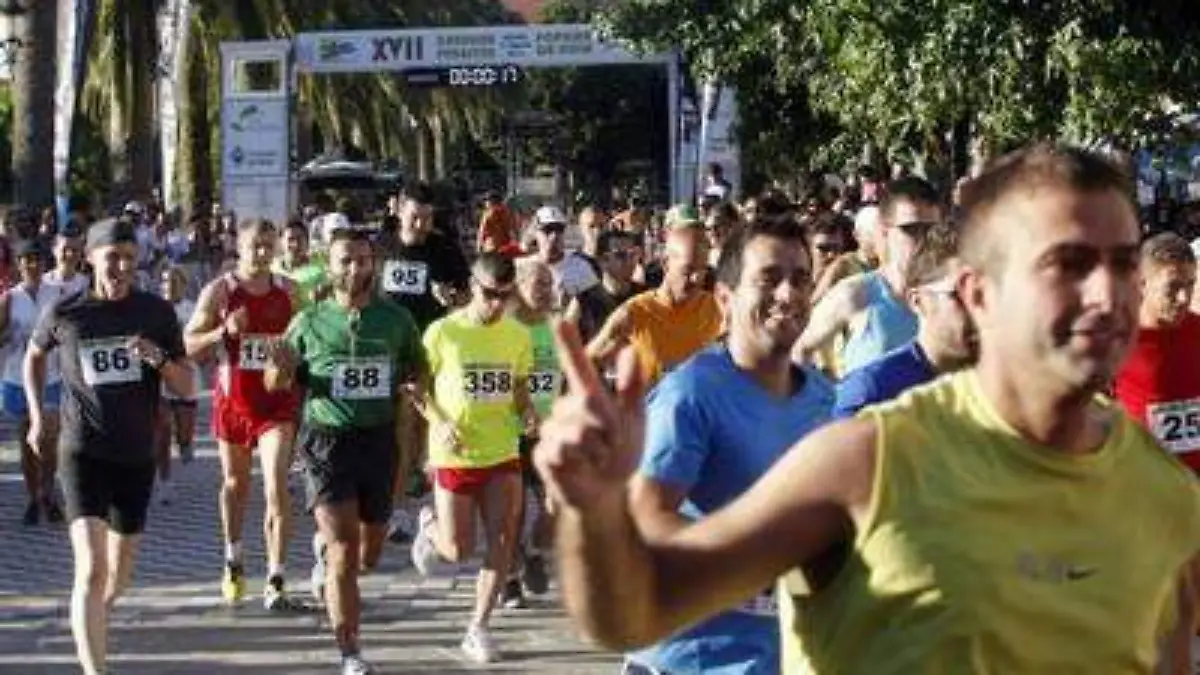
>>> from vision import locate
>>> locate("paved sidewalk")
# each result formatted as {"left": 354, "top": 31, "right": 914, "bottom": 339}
{"left": 0, "top": 405, "right": 620, "bottom": 674}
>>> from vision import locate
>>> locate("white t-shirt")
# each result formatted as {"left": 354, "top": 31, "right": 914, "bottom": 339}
{"left": 552, "top": 253, "right": 600, "bottom": 303}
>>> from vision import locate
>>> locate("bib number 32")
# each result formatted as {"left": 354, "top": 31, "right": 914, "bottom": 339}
{"left": 1149, "top": 399, "right": 1200, "bottom": 454}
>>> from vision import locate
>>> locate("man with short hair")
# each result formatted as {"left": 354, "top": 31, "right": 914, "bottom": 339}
{"left": 623, "top": 220, "right": 833, "bottom": 675}
{"left": 25, "top": 218, "right": 193, "bottom": 675}
{"left": 185, "top": 218, "right": 301, "bottom": 609}
{"left": 796, "top": 178, "right": 943, "bottom": 376}
{"left": 1114, "top": 232, "right": 1200, "bottom": 473}
{"left": 565, "top": 230, "right": 643, "bottom": 345}
{"left": 477, "top": 191, "right": 520, "bottom": 255}
{"left": 266, "top": 227, "right": 425, "bottom": 675}
{"left": 834, "top": 222, "right": 976, "bottom": 418}
{"left": 274, "top": 218, "right": 327, "bottom": 310}
{"left": 532, "top": 205, "right": 599, "bottom": 307}
{"left": 44, "top": 222, "right": 89, "bottom": 297}
{"left": 535, "top": 144, "right": 1200, "bottom": 673}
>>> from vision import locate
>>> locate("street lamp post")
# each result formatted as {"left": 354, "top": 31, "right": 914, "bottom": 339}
{"left": 0, "top": 0, "right": 25, "bottom": 70}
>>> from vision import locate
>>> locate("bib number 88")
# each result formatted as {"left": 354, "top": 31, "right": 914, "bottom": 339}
{"left": 342, "top": 366, "right": 380, "bottom": 391}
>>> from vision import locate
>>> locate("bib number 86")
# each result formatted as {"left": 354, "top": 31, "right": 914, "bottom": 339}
{"left": 92, "top": 347, "right": 131, "bottom": 373}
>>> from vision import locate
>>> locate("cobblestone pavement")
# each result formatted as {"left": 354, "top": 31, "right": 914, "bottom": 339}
{"left": 0, "top": 398, "right": 620, "bottom": 674}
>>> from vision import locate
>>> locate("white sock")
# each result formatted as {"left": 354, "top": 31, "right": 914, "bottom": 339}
{"left": 268, "top": 564, "right": 285, "bottom": 580}
{"left": 225, "top": 541, "right": 242, "bottom": 563}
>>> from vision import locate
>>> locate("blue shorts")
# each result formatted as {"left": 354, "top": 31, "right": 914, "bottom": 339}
{"left": 2, "top": 381, "right": 61, "bottom": 418}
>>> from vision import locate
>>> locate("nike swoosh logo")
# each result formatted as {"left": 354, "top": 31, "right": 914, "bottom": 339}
{"left": 1065, "top": 568, "right": 1098, "bottom": 581}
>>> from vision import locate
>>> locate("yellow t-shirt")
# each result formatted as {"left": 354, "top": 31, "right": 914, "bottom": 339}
{"left": 423, "top": 310, "right": 532, "bottom": 469}
{"left": 625, "top": 289, "right": 722, "bottom": 386}
{"left": 780, "top": 371, "right": 1200, "bottom": 674}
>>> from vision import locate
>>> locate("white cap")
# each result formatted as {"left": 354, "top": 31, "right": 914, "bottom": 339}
{"left": 535, "top": 205, "right": 567, "bottom": 226}
{"left": 123, "top": 200, "right": 145, "bottom": 216}
{"left": 854, "top": 205, "right": 880, "bottom": 238}
{"left": 321, "top": 212, "right": 352, "bottom": 244}
{"left": 1191, "top": 237, "right": 1200, "bottom": 260}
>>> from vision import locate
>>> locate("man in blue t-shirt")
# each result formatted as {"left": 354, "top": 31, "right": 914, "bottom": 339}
{"left": 625, "top": 220, "right": 834, "bottom": 675}
{"left": 834, "top": 222, "right": 976, "bottom": 418}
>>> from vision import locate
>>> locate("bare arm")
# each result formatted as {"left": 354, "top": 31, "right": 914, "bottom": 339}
{"left": 0, "top": 292, "right": 10, "bottom": 343}
{"left": 159, "top": 357, "right": 196, "bottom": 399}
{"left": 183, "top": 280, "right": 228, "bottom": 360}
{"left": 1158, "top": 553, "right": 1200, "bottom": 675}
{"left": 514, "top": 375, "right": 537, "bottom": 428}
{"left": 563, "top": 297, "right": 582, "bottom": 326}
{"left": 558, "top": 419, "right": 876, "bottom": 649}
{"left": 627, "top": 477, "right": 690, "bottom": 542}
{"left": 585, "top": 303, "right": 633, "bottom": 366}
{"left": 793, "top": 276, "right": 864, "bottom": 364}
{"left": 22, "top": 343, "right": 48, "bottom": 431}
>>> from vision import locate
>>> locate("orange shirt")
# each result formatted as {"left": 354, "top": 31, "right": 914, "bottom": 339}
{"left": 624, "top": 289, "right": 722, "bottom": 385}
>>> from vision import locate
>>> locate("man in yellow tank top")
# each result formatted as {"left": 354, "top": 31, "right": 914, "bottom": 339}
{"left": 585, "top": 225, "right": 721, "bottom": 386}
{"left": 534, "top": 144, "right": 1200, "bottom": 674}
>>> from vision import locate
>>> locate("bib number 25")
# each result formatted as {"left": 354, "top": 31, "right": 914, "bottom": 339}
{"left": 1149, "top": 399, "right": 1200, "bottom": 454}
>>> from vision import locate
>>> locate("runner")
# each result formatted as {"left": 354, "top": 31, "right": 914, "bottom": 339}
{"left": 834, "top": 222, "right": 976, "bottom": 418}
{"left": 378, "top": 182, "right": 470, "bottom": 542}
{"left": 25, "top": 218, "right": 192, "bottom": 675}
{"left": 503, "top": 257, "right": 562, "bottom": 609}
{"left": 43, "top": 221, "right": 89, "bottom": 297}
{"left": 565, "top": 230, "right": 643, "bottom": 345}
{"left": 795, "top": 178, "right": 943, "bottom": 376}
{"left": 184, "top": 218, "right": 301, "bottom": 609}
{"left": 410, "top": 252, "right": 538, "bottom": 664}
{"left": 1113, "top": 232, "right": 1200, "bottom": 472}
{"left": 531, "top": 206, "right": 599, "bottom": 307}
{"left": 587, "top": 225, "right": 721, "bottom": 387}
{"left": 535, "top": 145, "right": 1200, "bottom": 672}
{"left": 623, "top": 219, "right": 833, "bottom": 675}
{"left": 477, "top": 191, "right": 521, "bottom": 255}
{"left": 153, "top": 265, "right": 201, "bottom": 505}
{"left": 1, "top": 240, "right": 66, "bottom": 525}
{"left": 265, "top": 226, "right": 424, "bottom": 675}
{"left": 274, "top": 218, "right": 328, "bottom": 310}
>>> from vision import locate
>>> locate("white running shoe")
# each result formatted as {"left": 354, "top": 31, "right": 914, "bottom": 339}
{"left": 410, "top": 506, "right": 441, "bottom": 576}
{"left": 461, "top": 623, "right": 499, "bottom": 664}
{"left": 340, "top": 652, "right": 375, "bottom": 674}
{"left": 311, "top": 532, "right": 327, "bottom": 604}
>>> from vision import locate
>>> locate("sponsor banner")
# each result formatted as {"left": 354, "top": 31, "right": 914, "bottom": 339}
{"left": 221, "top": 98, "right": 289, "bottom": 179}
{"left": 158, "top": 0, "right": 192, "bottom": 212}
{"left": 294, "top": 24, "right": 670, "bottom": 73}
{"left": 53, "top": 0, "right": 98, "bottom": 207}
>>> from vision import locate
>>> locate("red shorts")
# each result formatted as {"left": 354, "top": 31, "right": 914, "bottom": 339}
{"left": 212, "top": 397, "right": 295, "bottom": 448}
{"left": 432, "top": 458, "right": 522, "bottom": 497}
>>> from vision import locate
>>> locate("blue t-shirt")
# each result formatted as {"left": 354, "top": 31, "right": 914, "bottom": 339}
{"left": 631, "top": 344, "right": 834, "bottom": 675}
{"left": 833, "top": 340, "right": 937, "bottom": 419}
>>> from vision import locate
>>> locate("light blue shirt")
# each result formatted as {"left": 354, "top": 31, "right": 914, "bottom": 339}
{"left": 839, "top": 271, "right": 918, "bottom": 374}
{"left": 631, "top": 344, "right": 835, "bottom": 675}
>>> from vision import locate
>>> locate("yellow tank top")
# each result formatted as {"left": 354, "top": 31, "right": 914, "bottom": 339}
{"left": 780, "top": 371, "right": 1200, "bottom": 674}
{"left": 624, "top": 289, "right": 722, "bottom": 386}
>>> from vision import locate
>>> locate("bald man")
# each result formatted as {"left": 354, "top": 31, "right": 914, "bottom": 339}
{"left": 586, "top": 226, "right": 722, "bottom": 386}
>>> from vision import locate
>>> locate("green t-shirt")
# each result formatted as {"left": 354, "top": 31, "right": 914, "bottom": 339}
{"left": 275, "top": 258, "right": 328, "bottom": 310}
{"left": 526, "top": 320, "right": 562, "bottom": 417}
{"left": 285, "top": 295, "right": 423, "bottom": 429}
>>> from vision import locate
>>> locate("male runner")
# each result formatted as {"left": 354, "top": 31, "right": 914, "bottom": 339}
{"left": 565, "top": 230, "right": 643, "bottom": 345}
{"left": 274, "top": 218, "right": 327, "bottom": 310}
{"left": 1113, "top": 232, "right": 1200, "bottom": 472}
{"left": 154, "top": 266, "right": 200, "bottom": 504}
{"left": 624, "top": 219, "right": 834, "bottom": 675}
{"left": 1, "top": 239, "right": 66, "bottom": 524}
{"left": 265, "top": 227, "right": 424, "bottom": 675}
{"left": 25, "top": 218, "right": 192, "bottom": 675}
{"left": 43, "top": 221, "right": 89, "bottom": 296}
{"left": 410, "top": 252, "right": 538, "bottom": 664}
{"left": 834, "top": 222, "right": 976, "bottom": 418}
{"left": 587, "top": 226, "right": 721, "bottom": 387}
{"left": 796, "top": 179, "right": 942, "bottom": 376}
{"left": 535, "top": 145, "right": 1200, "bottom": 673}
{"left": 185, "top": 218, "right": 300, "bottom": 609}
{"left": 531, "top": 206, "right": 599, "bottom": 307}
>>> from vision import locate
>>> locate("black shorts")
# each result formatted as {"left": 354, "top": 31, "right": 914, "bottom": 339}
{"left": 59, "top": 452, "right": 156, "bottom": 535}
{"left": 518, "top": 435, "right": 544, "bottom": 499}
{"left": 298, "top": 423, "right": 398, "bottom": 524}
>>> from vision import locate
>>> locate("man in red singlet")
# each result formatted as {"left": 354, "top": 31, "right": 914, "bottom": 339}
{"left": 1113, "top": 231, "right": 1200, "bottom": 472}
{"left": 185, "top": 218, "right": 301, "bottom": 609}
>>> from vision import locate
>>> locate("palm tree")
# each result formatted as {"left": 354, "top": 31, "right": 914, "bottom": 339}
{"left": 10, "top": 0, "right": 57, "bottom": 207}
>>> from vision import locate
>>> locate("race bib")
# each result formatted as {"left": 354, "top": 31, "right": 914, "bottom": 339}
{"left": 238, "top": 334, "right": 270, "bottom": 371}
{"left": 527, "top": 370, "right": 560, "bottom": 397}
{"left": 737, "top": 589, "right": 778, "bottom": 618}
{"left": 331, "top": 360, "right": 392, "bottom": 400}
{"left": 78, "top": 337, "right": 140, "bottom": 386}
{"left": 1148, "top": 399, "right": 1200, "bottom": 454}
{"left": 382, "top": 260, "right": 429, "bottom": 295}
{"left": 463, "top": 367, "right": 514, "bottom": 402}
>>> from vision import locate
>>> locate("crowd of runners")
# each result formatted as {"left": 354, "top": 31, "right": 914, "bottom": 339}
{"left": 0, "top": 143, "right": 1198, "bottom": 674}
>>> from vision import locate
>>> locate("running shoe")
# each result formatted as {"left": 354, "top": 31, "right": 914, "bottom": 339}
{"left": 264, "top": 574, "right": 304, "bottom": 611}
{"left": 221, "top": 561, "right": 246, "bottom": 605}
{"left": 461, "top": 623, "right": 499, "bottom": 664}
{"left": 386, "top": 509, "right": 415, "bottom": 543}
{"left": 521, "top": 553, "right": 549, "bottom": 596}
{"left": 42, "top": 498, "right": 65, "bottom": 524}
{"left": 340, "top": 652, "right": 375, "bottom": 674}
{"left": 410, "top": 506, "right": 440, "bottom": 576}
{"left": 500, "top": 578, "right": 527, "bottom": 609}
{"left": 22, "top": 501, "right": 38, "bottom": 526}
{"left": 311, "top": 532, "right": 327, "bottom": 604}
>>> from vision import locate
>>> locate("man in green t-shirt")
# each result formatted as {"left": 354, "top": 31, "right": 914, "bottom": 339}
{"left": 265, "top": 228, "right": 423, "bottom": 675}
{"left": 274, "top": 218, "right": 328, "bottom": 310}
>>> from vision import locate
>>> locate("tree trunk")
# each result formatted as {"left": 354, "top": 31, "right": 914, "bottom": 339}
{"left": 11, "top": 1, "right": 57, "bottom": 207}
{"left": 124, "top": 0, "right": 156, "bottom": 199}
{"left": 433, "top": 115, "right": 447, "bottom": 180}
{"left": 178, "top": 15, "right": 211, "bottom": 219}
{"left": 416, "top": 118, "right": 433, "bottom": 182}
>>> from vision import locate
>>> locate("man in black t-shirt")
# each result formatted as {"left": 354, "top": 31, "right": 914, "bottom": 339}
{"left": 566, "top": 229, "right": 644, "bottom": 345}
{"left": 25, "top": 218, "right": 193, "bottom": 675}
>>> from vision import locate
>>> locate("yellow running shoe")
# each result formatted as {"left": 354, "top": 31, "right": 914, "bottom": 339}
{"left": 221, "top": 562, "right": 245, "bottom": 605}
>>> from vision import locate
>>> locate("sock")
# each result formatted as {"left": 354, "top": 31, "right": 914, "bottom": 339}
{"left": 225, "top": 541, "right": 242, "bottom": 564}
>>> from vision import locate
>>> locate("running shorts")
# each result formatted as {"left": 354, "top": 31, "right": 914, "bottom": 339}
{"left": 298, "top": 423, "right": 398, "bottom": 524}
{"left": 433, "top": 458, "right": 522, "bottom": 497}
{"left": 2, "top": 381, "right": 61, "bottom": 417}
{"left": 59, "top": 452, "right": 156, "bottom": 535}
{"left": 212, "top": 395, "right": 294, "bottom": 448}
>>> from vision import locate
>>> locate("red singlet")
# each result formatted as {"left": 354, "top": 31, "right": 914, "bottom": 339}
{"left": 1113, "top": 312, "right": 1200, "bottom": 472}
{"left": 215, "top": 273, "right": 298, "bottom": 420}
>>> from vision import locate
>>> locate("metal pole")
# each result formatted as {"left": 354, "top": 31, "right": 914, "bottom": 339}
{"left": 667, "top": 53, "right": 680, "bottom": 205}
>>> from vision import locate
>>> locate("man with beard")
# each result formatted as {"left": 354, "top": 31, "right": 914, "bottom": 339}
{"left": 622, "top": 219, "right": 834, "bottom": 675}
{"left": 534, "top": 145, "right": 1200, "bottom": 673}
{"left": 185, "top": 218, "right": 300, "bottom": 609}
{"left": 587, "top": 226, "right": 721, "bottom": 387}
{"left": 834, "top": 222, "right": 977, "bottom": 418}
{"left": 565, "top": 230, "right": 643, "bottom": 346}
{"left": 1114, "top": 232, "right": 1200, "bottom": 473}
{"left": 265, "top": 227, "right": 423, "bottom": 675}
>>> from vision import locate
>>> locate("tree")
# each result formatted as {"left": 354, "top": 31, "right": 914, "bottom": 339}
{"left": 11, "top": 1, "right": 57, "bottom": 207}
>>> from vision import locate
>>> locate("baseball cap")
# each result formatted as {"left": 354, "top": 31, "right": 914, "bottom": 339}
{"left": 666, "top": 204, "right": 701, "bottom": 229}
{"left": 535, "top": 206, "right": 568, "bottom": 227}
{"left": 86, "top": 217, "right": 137, "bottom": 251}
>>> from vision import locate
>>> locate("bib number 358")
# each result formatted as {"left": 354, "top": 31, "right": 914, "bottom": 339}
{"left": 332, "top": 361, "right": 392, "bottom": 400}
{"left": 1149, "top": 399, "right": 1200, "bottom": 454}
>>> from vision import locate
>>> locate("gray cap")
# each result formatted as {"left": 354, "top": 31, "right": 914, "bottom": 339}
{"left": 86, "top": 217, "right": 137, "bottom": 251}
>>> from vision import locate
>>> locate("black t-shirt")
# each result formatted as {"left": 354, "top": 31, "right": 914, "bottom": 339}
{"left": 379, "top": 232, "right": 469, "bottom": 331}
{"left": 32, "top": 290, "right": 184, "bottom": 463}
{"left": 576, "top": 283, "right": 643, "bottom": 345}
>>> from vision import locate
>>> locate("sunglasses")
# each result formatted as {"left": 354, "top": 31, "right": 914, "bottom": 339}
{"left": 474, "top": 278, "right": 513, "bottom": 301}
{"left": 895, "top": 220, "right": 938, "bottom": 237}
{"left": 539, "top": 223, "right": 566, "bottom": 235}
{"left": 815, "top": 243, "right": 843, "bottom": 254}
